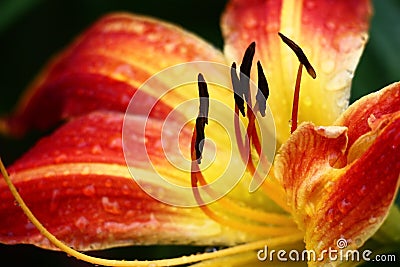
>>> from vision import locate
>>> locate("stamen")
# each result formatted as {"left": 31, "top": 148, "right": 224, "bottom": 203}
{"left": 255, "top": 61, "right": 269, "bottom": 117}
{"left": 196, "top": 171, "right": 295, "bottom": 226}
{"left": 194, "top": 73, "right": 209, "bottom": 164}
{"left": 191, "top": 74, "right": 295, "bottom": 235}
{"left": 191, "top": 164, "right": 298, "bottom": 235}
{"left": 231, "top": 43, "right": 271, "bottom": 189}
{"left": 239, "top": 42, "right": 256, "bottom": 105}
{"left": 278, "top": 32, "right": 316, "bottom": 79}
{"left": 231, "top": 62, "right": 245, "bottom": 117}
{"left": 278, "top": 32, "right": 316, "bottom": 133}
{"left": 290, "top": 63, "right": 303, "bottom": 133}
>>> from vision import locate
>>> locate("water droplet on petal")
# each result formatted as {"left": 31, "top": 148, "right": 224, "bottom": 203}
{"left": 326, "top": 70, "right": 351, "bottom": 91}
{"left": 245, "top": 17, "right": 257, "bottom": 29}
{"left": 337, "top": 198, "right": 351, "bottom": 214}
{"left": 355, "top": 238, "right": 363, "bottom": 246}
{"left": 50, "top": 189, "right": 60, "bottom": 212}
{"left": 121, "top": 184, "right": 130, "bottom": 195}
{"left": 54, "top": 153, "right": 67, "bottom": 163}
{"left": 82, "top": 184, "right": 96, "bottom": 197}
{"left": 327, "top": 208, "right": 335, "bottom": 222}
{"left": 325, "top": 20, "right": 336, "bottom": 30}
{"left": 357, "top": 185, "right": 367, "bottom": 196}
{"left": 101, "top": 196, "right": 121, "bottom": 214}
{"left": 91, "top": 144, "right": 103, "bottom": 154}
{"left": 75, "top": 216, "right": 89, "bottom": 231}
{"left": 105, "top": 179, "right": 113, "bottom": 188}
{"left": 303, "top": 96, "right": 312, "bottom": 107}
{"left": 305, "top": 0, "right": 316, "bottom": 9}
{"left": 25, "top": 221, "right": 35, "bottom": 230}
{"left": 109, "top": 136, "right": 122, "bottom": 149}
{"left": 368, "top": 217, "right": 377, "bottom": 224}
{"left": 81, "top": 166, "right": 90, "bottom": 175}
{"left": 321, "top": 60, "right": 335, "bottom": 74}
{"left": 205, "top": 247, "right": 218, "bottom": 253}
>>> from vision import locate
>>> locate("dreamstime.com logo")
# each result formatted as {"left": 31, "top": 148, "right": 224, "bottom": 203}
{"left": 257, "top": 238, "right": 397, "bottom": 263}
{"left": 122, "top": 61, "right": 276, "bottom": 207}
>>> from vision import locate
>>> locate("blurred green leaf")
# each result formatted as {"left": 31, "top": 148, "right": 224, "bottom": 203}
{"left": 0, "top": 0, "right": 42, "bottom": 33}
{"left": 352, "top": 0, "right": 400, "bottom": 101}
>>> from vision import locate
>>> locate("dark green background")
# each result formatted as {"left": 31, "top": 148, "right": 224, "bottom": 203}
{"left": 0, "top": 0, "right": 399, "bottom": 266}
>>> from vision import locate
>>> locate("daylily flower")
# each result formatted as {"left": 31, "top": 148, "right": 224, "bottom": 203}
{"left": 0, "top": 0, "right": 399, "bottom": 266}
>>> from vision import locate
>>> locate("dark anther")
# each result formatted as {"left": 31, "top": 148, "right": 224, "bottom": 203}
{"left": 231, "top": 62, "right": 245, "bottom": 116}
{"left": 256, "top": 61, "right": 269, "bottom": 117}
{"left": 197, "top": 73, "right": 209, "bottom": 124}
{"left": 195, "top": 117, "right": 206, "bottom": 164}
{"left": 195, "top": 73, "right": 209, "bottom": 164}
{"left": 239, "top": 42, "right": 256, "bottom": 104}
{"left": 278, "top": 32, "right": 316, "bottom": 79}
{"left": 240, "top": 42, "right": 256, "bottom": 79}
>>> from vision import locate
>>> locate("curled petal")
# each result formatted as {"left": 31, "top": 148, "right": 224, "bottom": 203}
{"left": 222, "top": 0, "right": 372, "bottom": 143}
{"left": 335, "top": 81, "right": 400, "bottom": 149}
{"left": 275, "top": 113, "right": 400, "bottom": 263}
{"left": 0, "top": 112, "right": 251, "bottom": 250}
{"left": 1, "top": 13, "right": 226, "bottom": 137}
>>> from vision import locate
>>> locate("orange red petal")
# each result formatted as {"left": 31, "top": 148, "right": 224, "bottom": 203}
{"left": 1, "top": 13, "right": 225, "bottom": 137}
{"left": 221, "top": 0, "right": 372, "bottom": 143}
{"left": 0, "top": 111, "right": 246, "bottom": 250}
{"left": 335, "top": 81, "right": 400, "bottom": 150}
{"left": 275, "top": 83, "right": 400, "bottom": 263}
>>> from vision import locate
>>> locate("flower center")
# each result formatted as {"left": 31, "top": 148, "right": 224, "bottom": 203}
{"left": 190, "top": 33, "right": 316, "bottom": 235}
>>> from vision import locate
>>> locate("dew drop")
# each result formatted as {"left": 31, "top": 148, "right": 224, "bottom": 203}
{"left": 82, "top": 184, "right": 96, "bottom": 197}
{"left": 13, "top": 200, "right": 20, "bottom": 207}
{"left": 81, "top": 166, "right": 90, "bottom": 175}
{"left": 321, "top": 60, "right": 335, "bottom": 74}
{"left": 325, "top": 20, "right": 337, "bottom": 30}
{"left": 326, "top": 71, "right": 351, "bottom": 91}
{"left": 245, "top": 17, "right": 257, "bottom": 29}
{"left": 91, "top": 144, "right": 103, "bottom": 154}
{"left": 305, "top": 0, "right": 316, "bottom": 9}
{"left": 337, "top": 198, "right": 351, "bottom": 214}
{"left": 205, "top": 247, "right": 218, "bottom": 253}
{"left": 44, "top": 170, "right": 56, "bottom": 177}
{"left": 368, "top": 216, "right": 377, "bottom": 224}
{"left": 105, "top": 178, "right": 113, "bottom": 188}
{"left": 338, "top": 222, "right": 344, "bottom": 231}
{"left": 101, "top": 196, "right": 121, "bottom": 214}
{"left": 357, "top": 185, "right": 367, "bottom": 197}
{"left": 109, "top": 137, "right": 122, "bottom": 149}
{"left": 75, "top": 216, "right": 89, "bottom": 230}
{"left": 327, "top": 208, "right": 335, "bottom": 222}
{"left": 54, "top": 153, "right": 67, "bottom": 163}
{"left": 336, "top": 93, "right": 350, "bottom": 109}
{"left": 121, "top": 184, "right": 130, "bottom": 195}
{"left": 303, "top": 96, "right": 312, "bottom": 107}
{"left": 25, "top": 221, "right": 35, "bottom": 230}
{"left": 50, "top": 189, "right": 60, "bottom": 212}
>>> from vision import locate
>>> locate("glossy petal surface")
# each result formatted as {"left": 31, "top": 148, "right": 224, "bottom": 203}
{"left": 275, "top": 83, "right": 400, "bottom": 263}
{"left": 1, "top": 13, "right": 226, "bottom": 137}
{"left": 222, "top": 0, "right": 372, "bottom": 143}
{"left": 0, "top": 112, "right": 252, "bottom": 250}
